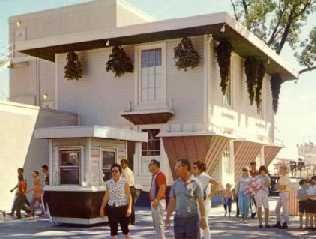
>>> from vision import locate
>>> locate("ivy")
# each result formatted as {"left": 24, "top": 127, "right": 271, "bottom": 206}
{"left": 256, "top": 62, "right": 266, "bottom": 112}
{"left": 106, "top": 46, "right": 133, "bottom": 77}
{"left": 64, "top": 51, "right": 83, "bottom": 80}
{"left": 216, "top": 40, "right": 232, "bottom": 95}
{"left": 271, "top": 74, "right": 282, "bottom": 113}
{"left": 174, "top": 37, "right": 200, "bottom": 71}
{"left": 245, "top": 57, "right": 258, "bottom": 105}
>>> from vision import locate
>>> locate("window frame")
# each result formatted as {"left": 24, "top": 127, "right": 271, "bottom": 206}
{"left": 135, "top": 42, "right": 167, "bottom": 109}
{"left": 101, "top": 148, "right": 117, "bottom": 182}
{"left": 57, "top": 146, "right": 84, "bottom": 186}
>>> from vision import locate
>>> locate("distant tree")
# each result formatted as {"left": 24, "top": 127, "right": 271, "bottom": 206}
{"left": 230, "top": 0, "right": 316, "bottom": 75}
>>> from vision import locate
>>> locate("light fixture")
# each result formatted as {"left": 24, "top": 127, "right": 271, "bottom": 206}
{"left": 42, "top": 93, "right": 48, "bottom": 101}
{"left": 220, "top": 24, "right": 226, "bottom": 33}
{"left": 105, "top": 40, "right": 110, "bottom": 47}
{"left": 16, "top": 20, "right": 22, "bottom": 28}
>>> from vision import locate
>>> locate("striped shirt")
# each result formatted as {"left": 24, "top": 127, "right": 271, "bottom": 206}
{"left": 106, "top": 177, "right": 128, "bottom": 207}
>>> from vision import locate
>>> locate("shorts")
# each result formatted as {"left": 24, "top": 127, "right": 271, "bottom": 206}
{"left": 255, "top": 190, "right": 269, "bottom": 209}
{"left": 305, "top": 199, "right": 316, "bottom": 214}
{"left": 299, "top": 201, "right": 307, "bottom": 213}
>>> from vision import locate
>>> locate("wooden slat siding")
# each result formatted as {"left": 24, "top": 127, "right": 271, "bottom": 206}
{"left": 264, "top": 146, "right": 282, "bottom": 166}
{"left": 206, "top": 137, "right": 229, "bottom": 175}
{"left": 205, "top": 136, "right": 222, "bottom": 170}
{"left": 234, "top": 141, "right": 263, "bottom": 182}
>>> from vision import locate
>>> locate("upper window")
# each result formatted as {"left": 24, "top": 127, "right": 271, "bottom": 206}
{"left": 140, "top": 48, "right": 162, "bottom": 103}
{"left": 142, "top": 129, "right": 160, "bottom": 156}
{"left": 59, "top": 150, "right": 81, "bottom": 185}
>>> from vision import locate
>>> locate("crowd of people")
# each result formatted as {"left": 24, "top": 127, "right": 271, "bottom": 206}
{"left": 8, "top": 165, "right": 49, "bottom": 219}
{"left": 8, "top": 158, "right": 316, "bottom": 239}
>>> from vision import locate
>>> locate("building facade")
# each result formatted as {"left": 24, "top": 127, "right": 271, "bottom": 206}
{"left": 9, "top": 0, "right": 298, "bottom": 197}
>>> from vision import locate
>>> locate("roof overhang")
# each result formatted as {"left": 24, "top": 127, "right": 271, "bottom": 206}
{"left": 34, "top": 125, "right": 148, "bottom": 142}
{"left": 16, "top": 12, "right": 298, "bottom": 80}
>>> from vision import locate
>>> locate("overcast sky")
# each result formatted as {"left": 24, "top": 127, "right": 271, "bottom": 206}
{"left": 0, "top": 0, "right": 315, "bottom": 158}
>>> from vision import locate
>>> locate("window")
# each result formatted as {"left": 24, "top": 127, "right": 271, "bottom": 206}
{"left": 222, "top": 149, "right": 232, "bottom": 174}
{"left": 140, "top": 48, "right": 162, "bottom": 103}
{"left": 59, "top": 150, "right": 81, "bottom": 185}
{"left": 102, "top": 151, "right": 116, "bottom": 182}
{"left": 142, "top": 129, "right": 160, "bottom": 156}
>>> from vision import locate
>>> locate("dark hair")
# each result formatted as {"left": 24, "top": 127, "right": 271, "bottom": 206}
{"left": 299, "top": 179, "right": 306, "bottom": 186}
{"left": 121, "top": 159, "right": 128, "bottom": 165}
{"left": 242, "top": 167, "right": 248, "bottom": 172}
{"left": 33, "top": 170, "right": 40, "bottom": 176}
{"left": 150, "top": 159, "right": 160, "bottom": 168}
{"left": 177, "top": 159, "right": 191, "bottom": 171}
{"left": 311, "top": 176, "right": 316, "bottom": 181}
{"left": 250, "top": 162, "right": 256, "bottom": 166}
{"left": 18, "top": 168, "right": 24, "bottom": 173}
{"left": 111, "top": 163, "right": 122, "bottom": 173}
{"left": 193, "top": 160, "right": 206, "bottom": 172}
{"left": 41, "top": 165, "right": 48, "bottom": 170}
{"left": 258, "top": 165, "right": 268, "bottom": 174}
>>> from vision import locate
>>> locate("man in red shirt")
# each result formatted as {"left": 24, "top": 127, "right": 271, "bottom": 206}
{"left": 148, "top": 159, "right": 167, "bottom": 239}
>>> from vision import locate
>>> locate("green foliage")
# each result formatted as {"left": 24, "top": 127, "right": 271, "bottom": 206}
{"left": 64, "top": 51, "right": 83, "bottom": 81}
{"left": 231, "top": 0, "right": 316, "bottom": 72}
{"left": 174, "top": 37, "right": 200, "bottom": 71}
{"left": 256, "top": 62, "right": 266, "bottom": 112}
{"left": 296, "top": 27, "right": 316, "bottom": 73}
{"left": 245, "top": 57, "right": 258, "bottom": 105}
{"left": 216, "top": 40, "right": 233, "bottom": 95}
{"left": 271, "top": 74, "right": 282, "bottom": 113}
{"left": 106, "top": 46, "right": 134, "bottom": 77}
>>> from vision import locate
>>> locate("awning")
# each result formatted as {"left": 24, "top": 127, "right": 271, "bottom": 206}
{"left": 121, "top": 109, "right": 174, "bottom": 125}
{"left": 35, "top": 125, "right": 148, "bottom": 142}
{"left": 162, "top": 135, "right": 229, "bottom": 178}
{"left": 264, "top": 145, "right": 282, "bottom": 166}
{"left": 234, "top": 141, "right": 263, "bottom": 181}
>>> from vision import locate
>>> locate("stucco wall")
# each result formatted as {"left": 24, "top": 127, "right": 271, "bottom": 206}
{"left": 0, "top": 101, "right": 78, "bottom": 211}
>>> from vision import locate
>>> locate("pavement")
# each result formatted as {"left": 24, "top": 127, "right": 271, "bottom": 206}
{"left": 0, "top": 199, "right": 315, "bottom": 239}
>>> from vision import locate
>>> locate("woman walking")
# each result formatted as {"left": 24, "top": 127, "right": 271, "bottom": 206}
{"left": 100, "top": 164, "right": 132, "bottom": 239}
{"left": 28, "top": 171, "right": 44, "bottom": 216}
{"left": 236, "top": 168, "right": 251, "bottom": 222}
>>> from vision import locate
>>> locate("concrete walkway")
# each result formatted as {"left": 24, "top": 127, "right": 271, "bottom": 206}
{"left": 0, "top": 203, "right": 315, "bottom": 239}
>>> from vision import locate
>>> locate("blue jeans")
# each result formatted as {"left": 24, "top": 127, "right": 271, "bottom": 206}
{"left": 238, "top": 192, "right": 250, "bottom": 218}
{"left": 174, "top": 214, "right": 200, "bottom": 239}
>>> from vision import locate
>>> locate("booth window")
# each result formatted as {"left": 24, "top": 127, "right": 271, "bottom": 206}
{"left": 59, "top": 150, "right": 81, "bottom": 185}
{"left": 102, "top": 151, "right": 116, "bottom": 182}
{"left": 142, "top": 129, "right": 160, "bottom": 156}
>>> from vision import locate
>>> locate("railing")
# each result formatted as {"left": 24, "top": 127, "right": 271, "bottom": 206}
{"left": 123, "top": 98, "right": 174, "bottom": 112}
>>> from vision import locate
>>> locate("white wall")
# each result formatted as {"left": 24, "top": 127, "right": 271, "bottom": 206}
{"left": 0, "top": 101, "right": 78, "bottom": 211}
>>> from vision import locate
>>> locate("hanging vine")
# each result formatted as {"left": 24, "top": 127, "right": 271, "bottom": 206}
{"left": 216, "top": 40, "right": 232, "bottom": 95}
{"left": 271, "top": 74, "right": 282, "bottom": 113}
{"left": 106, "top": 45, "right": 134, "bottom": 77}
{"left": 174, "top": 37, "right": 200, "bottom": 71}
{"left": 255, "top": 62, "right": 266, "bottom": 112}
{"left": 64, "top": 51, "right": 83, "bottom": 80}
{"left": 245, "top": 57, "right": 258, "bottom": 105}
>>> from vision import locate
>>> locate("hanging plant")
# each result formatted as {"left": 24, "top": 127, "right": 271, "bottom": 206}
{"left": 64, "top": 51, "right": 83, "bottom": 80}
{"left": 271, "top": 74, "right": 282, "bottom": 113}
{"left": 255, "top": 62, "right": 266, "bottom": 112}
{"left": 106, "top": 45, "right": 133, "bottom": 77}
{"left": 216, "top": 40, "right": 232, "bottom": 95}
{"left": 174, "top": 37, "right": 200, "bottom": 71}
{"left": 245, "top": 57, "right": 258, "bottom": 105}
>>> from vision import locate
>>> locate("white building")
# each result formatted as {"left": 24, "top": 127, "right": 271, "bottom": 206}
{"left": 6, "top": 0, "right": 298, "bottom": 224}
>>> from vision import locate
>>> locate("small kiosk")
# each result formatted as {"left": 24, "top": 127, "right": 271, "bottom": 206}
{"left": 35, "top": 126, "right": 147, "bottom": 225}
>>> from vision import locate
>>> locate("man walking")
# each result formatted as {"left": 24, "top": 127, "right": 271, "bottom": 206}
{"left": 148, "top": 159, "right": 167, "bottom": 239}
{"left": 121, "top": 159, "right": 136, "bottom": 225}
{"left": 166, "top": 159, "right": 207, "bottom": 239}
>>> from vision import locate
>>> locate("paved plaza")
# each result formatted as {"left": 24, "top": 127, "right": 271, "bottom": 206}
{"left": 0, "top": 201, "right": 315, "bottom": 239}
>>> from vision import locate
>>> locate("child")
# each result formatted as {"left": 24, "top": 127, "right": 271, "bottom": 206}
{"left": 297, "top": 179, "right": 309, "bottom": 229}
{"left": 255, "top": 165, "right": 271, "bottom": 228}
{"left": 236, "top": 168, "right": 251, "bottom": 222}
{"left": 306, "top": 176, "right": 316, "bottom": 229}
{"left": 223, "top": 183, "right": 233, "bottom": 217}
{"left": 28, "top": 171, "right": 44, "bottom": 216}
{"left": 274, "top": 164, "right": 290, "bottom": 229}
{"left": 14, "top": 175, "right": 31, "bottom": 219}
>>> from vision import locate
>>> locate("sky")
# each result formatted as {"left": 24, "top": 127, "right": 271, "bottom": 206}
{"left": 0, "top": 0, "right": 315, "bottom": 158}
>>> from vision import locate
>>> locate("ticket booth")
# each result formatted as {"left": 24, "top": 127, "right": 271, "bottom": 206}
{"left": 35, "top": 126, "right": 147, "bottom": 225}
